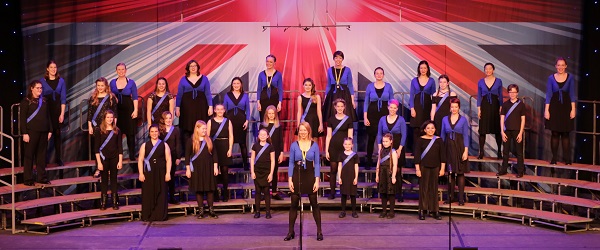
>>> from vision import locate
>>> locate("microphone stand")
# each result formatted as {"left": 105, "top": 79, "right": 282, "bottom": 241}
{"left": 447, "top": 163, "right": 453, "bottom": 250}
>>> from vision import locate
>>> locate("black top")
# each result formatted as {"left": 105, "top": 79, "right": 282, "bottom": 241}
{"left": 94, "top": 128, "right": 123, "bottom": 159}
{"left": 209, "top": 118, "right": 230, "bottom": 139}
{"left": 87, "top": 95, "right": 118, "bottom": 127}
{"left": 252, "top": 143, "right": 274, "bottom": 164}
{"left": 413, "top": 137, "right": 446, "bottom": 168}
{"left": 501, "top": 100, "right": 526, "bottom": 131}
{"left": 160, "top": 126, "right": 182, "bottom": 158}
{"left": 19, "top": 97, "right": 52, "bottom": 133}
{"left": 46, "top": 79, "right": 59, "bottom": 90}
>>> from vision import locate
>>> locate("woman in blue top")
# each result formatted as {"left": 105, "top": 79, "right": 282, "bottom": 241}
{"left": 409, "top": 60, "right": 436, "bottom": 146}
{"left": 544, "top": 57, "right": 576, "bottom": 165}
{"left": 285, "top": 122, "right": 323, "bottom": 241}
{"left": 176, "top": 60, "right": 213, "bottom": 146}
{"left": 257, "top": 54, "right": 283, "bottom": 121}
{"left": 224, "top": 77, "right": 251, "bottom": 169}
{"left": 110, "top": 62, "right": 139, "bottom": 161}
{"left": 376, "top": 99, "right": 407, "bottom": 202}
{"left": 364, "top": 67, "right": 394, "bottom": 169}
{"left": 440, "top": 98, "right": 470, "bottom": 206}
{"left": 477, "top": 63, "right": 503, "bottom": 159}
{"left": 322, "top": 51, "right": 357, "bottom": 122}
{"left": 41, "top": 60, "right": 67, "bottom": 166}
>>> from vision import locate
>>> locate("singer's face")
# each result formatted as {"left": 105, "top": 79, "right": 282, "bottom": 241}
{"left": 424, "top": 123, "right": 436, "bottom": 136}
{"left": 382, "top": 137, "right": 392, "bottom": 148}
{"left": 343, "top": 140, "right": 353, "bottom": 151}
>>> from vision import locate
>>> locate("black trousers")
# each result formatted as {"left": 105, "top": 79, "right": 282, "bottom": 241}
{"left": 500, "top": 130, "right": 524, "bottom": 174}
{"left": 100, "top": 157, "right": 119, "bottom": 196}
{"left": 270, "top": 151, "right": 280, "bottom": 193}
{"left": 50, "top": 127, "right": 62, "bottom": 161}
{"left": 23, "top": 131, "right": 49, "bottom": 183}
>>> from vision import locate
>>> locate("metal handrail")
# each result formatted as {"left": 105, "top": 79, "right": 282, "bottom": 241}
{"left": 573, "top": 100, "right": 600, "bottom": 165}
{"left": 0, "top": 131, "right": 17, "bottom": 233}
{"left": 10, "top": 103, "right": 21, "bottom": 168}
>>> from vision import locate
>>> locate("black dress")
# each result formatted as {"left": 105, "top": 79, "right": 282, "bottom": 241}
{"left": 114, "top": 88, "right": 136, "bottom": 136}
{"left": 411, "top": 85, "right": 433, "bottom": 129}
{"left": 322, "top": 67, "right": 358, "bottom": 122}
{"left": 377, "top": 147, "right": 395, "bottom": 195}
{"left": 87, "top": 95, "right": 118, "bottom": 128}
{"left": 479, "top": 83, "right": 501, "bottom": 134}
{"left": 148, "top": 92, "right": 174, "bottom": 124}
{"left": 44, "top": 78, "right": 62, "bottom": 130}
{"left": 180, "top": 78, "right": 209, "bottom": 132}
{"left": 209, "top": 118, "right": 233, "bottom": 166}
{"left": 339, "top": 152, "right": 358, "bottom": 196}
{"left": 432, "top": 94, "right": 451, "bottom": 135}
{"left": 259, "top": 74, "right": 281, "bottom": 121}
{"left": 186, "top": 138, "right": 218, "bottom": 192}
{"left": 327, "top": 115, "right": 352, "bottom": 161}
{"left": 545, "top": 77, "right": 574, "bottom": 132}
{"left": 252, "top": 143, "right": 274, "bottom": 187}
{"left": 414, "top": 137, "right": 445, "bottom": 211}
{"left": 367, "top": 88, "right": 389, "bottom": 136}
{"left": 141, "top": 140, "right": 168, "bottom": 221}
{"left": 300, "top": 95, "right": 320, "bottom": 137}
{"left": 225, "top": 92, "right": 248, "bottom": 144}
{"left": 445, "top": 120, "right": 470, "bottom": 174}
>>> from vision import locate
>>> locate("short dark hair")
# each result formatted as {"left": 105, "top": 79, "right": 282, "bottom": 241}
{"left": 507, "top": 84, "right": 519, "bottom": 92}
{"left": 266, "top": 54, "right": 276, "bottom": 62}
{"left": 484, "top": 62, "right": 495, "bottom": 70}
{"left": 185, "top": 60, "right": 200, "bottom": 77}
{"left": 333, "top": 50, "right": 344, "bottom": 60}
{"left": 449, "top": 97, "right": 460, "bottom": 108}
{"left": 374, "top": 67, "right": 384, "bottom": 75}
{"left": 556, "top": 57, "right": 567, "bottom": 65}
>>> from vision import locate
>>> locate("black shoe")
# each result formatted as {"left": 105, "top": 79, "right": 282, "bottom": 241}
{"left": 434, "top": 212, "right": 442, "bottom": 220}
{"left": 56, "top": 159, "right": 64, "bottom": 166}
{"left": 443, "top": 200, "right": 451, "bottom": 205}
{"left": 93, "top": 170, "right": 101, "bottom": 178}
{"left": 317, "top": 232, "right": 323, "bottom": 241}
{"left": 496, "top": 171, "right": 508, "bottom": 176}
{"left": 100, "top": 194, "right": 108, "bottom": 210}
{"left": 339, "top": 212, "right": 346, "bottom": 218}
{"left": 458, "top": 201, "right": 465, "bottom": 206}
{"left": 266, "top": 211, "right": 272, "bottom": 219}
{"left": 197, "top": 207, "right": 205, "bottom": 219}
{"left": 328, "top": 193, "right": 335, "bottom": 200}
{"left": 418, "top": 210, "right": 425, "bottom": 220}
{"left": 284, "top": 232, "right": 295, "bottom": 241}
{"left": 38, "top": 180, "right": 51, "bottom": 185}
{"left": 477, "top": 153, "right": 484, "bottom": 159}
{"left": 222, "top": 190, "right": 229, "bottom": 202}
{"left": 516, "top": 173, "right": 523, "bottom": 178}
{"left": 254, "top": 212, "right": 260, "bottom": 218}
{"left": 565, "top": 161, "right": 572, "bottom": 165}
{"left": 397, "top": 195, "right": 404, "bottom": 203}
{"left": 352, "top": 211, "right": 359, "bottom": 218}
{"left": 387, "top": 213, "right": 395, "bottom": 219}
{"left": 496, "top": 154, "right": 502, "bottom": 159}
{"left": 23, "top": 181, "right": 35, "bottom": 186}
{"left": 550, "top": 159, "right": 557, "bottom": 165}
{"left": 272, "top": 193, "right": 283, "bottom": 200}
{"left": 112, "top": 194, "right": 119, "bottom": 210}
{"left": 379, "top": 212, "right": 387, "bottom": 218}
{"left": 208, "top": 207, "right": 218, "bottom": 219}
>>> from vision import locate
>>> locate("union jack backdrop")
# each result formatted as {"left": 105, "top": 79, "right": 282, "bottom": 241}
{"left": 20, "top": 0, "right": 582, "bottom": 162}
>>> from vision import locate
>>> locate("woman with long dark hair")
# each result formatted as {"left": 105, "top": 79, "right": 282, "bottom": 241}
{"left": 40, "top": 60, "right": 67, "bottom": 165}
{"left": 223, "top": 77, "right": 250, "bottom": 169}
{"left": 147, "top": 77, "right": 174, "bottom": 128}
{"left": 409, "top": 60, "right": 436, "bottom": 146}
{"left": 20, "top": 80, "right": 53, "bottom": 186}
{"left": 430, "top": 74, "right": 457, "bottom": 135}
{"left": 110, "top": 62, "right": 139, "bottom": 161}
{"left": 296, "top": 78, "right": 323, "bottom": 140}
{"left": 138, "top": 123, "right": 171, "bottom": 221}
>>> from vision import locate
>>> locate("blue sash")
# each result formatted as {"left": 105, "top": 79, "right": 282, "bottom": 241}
{"left": 163, "top": 126, "right": 175, "bottom": 142}
{"left": 143, "top": 140, "right": 162, "bottom": 172}
{"left": 379, "top": 149, "right": 394, "bottom": 164}
{"left": 91, "top": 96, "right": 109, "bottom": 127}
{"left": 26, "top": 97, "right": 43, "bottom": 123}
{"left": 99, "top": 131, "right": 114, "bottom": 160}
{"left": 503, "top": 100, "right": 521, "bottom": 131}
{"left": 254, "top": 143, "right": 270, "bottom": 164}
{"left": 189, "top": 141, "right": 205, "bottom": 172}
{"left": 211, "top": 118, "right": 227, "bottom": 141}
{"left": 342, "top": 152, "right": 356, "bottom": 168}
{"left": 421, "top": 136, "right": 438, "bottom": 160}
{"left": 331, "top": 115, "right": 349, "bottom": 137}
{"left": 150, "top": 93, "right": 168, "bottom": 121}
{"left": 268, "top": 124, "right": 277, "bottom": 137}
{"left": 435, "top": 92, "right": 448, "bottom": 112}
{"left": 300, "top": 98, "right": 312, "bottom": 122}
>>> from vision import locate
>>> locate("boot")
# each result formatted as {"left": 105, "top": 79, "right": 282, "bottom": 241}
{"left": 100, "top": 194, "right": 108, "bottom": 210}
{"left": 418, "top": 210, "right": 425, "bottom": 220}
{"left": 112, "top": 193, "right": 119, "bottom": 210}
{"left": 222, "top": 189, "right": 229, "bottom": 202}
{"left": 434, "top": 211, "right": 442, "bottom": 220}
{"left": 265, "top": 210, "right": 272, "bottom": 219}
{"left": 208, "top": 207, "right": 219, "bottom": 219}
{"left": 197, "top": 207, "right": 205, "bottom": 219}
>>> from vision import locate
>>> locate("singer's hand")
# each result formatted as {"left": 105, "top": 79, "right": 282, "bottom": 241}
{"left": 439, "top": 169, "right": 445, "bottom": 177}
